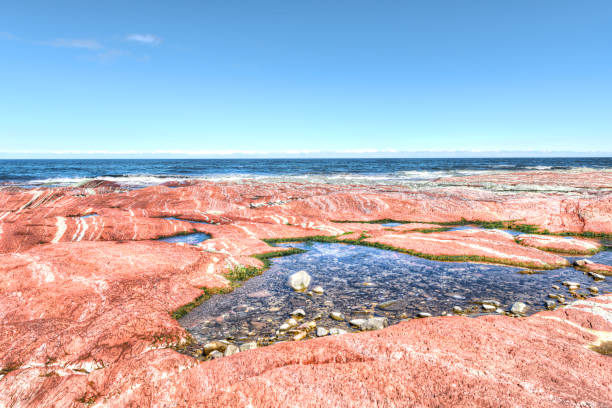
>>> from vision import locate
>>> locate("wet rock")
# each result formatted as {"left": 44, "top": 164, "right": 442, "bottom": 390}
{"left": 330, "top": 311, "right": 345, "bottom": 321}
{"left": 574, "top": 259, "right": 593, "bottom": 266}
{"left": 589, "top": 272, "right": 605, "bottom": 281}
{"left": 208, "top": 350, "right": 224, "bottom": 359}
{"left": 312, "top": 286, "right": 324, "bottom": 294}
{"left": 482, "top": 300, "right": 501, "bottom": 307}
{"left": 293, "top": 332, "right": 308, "bottom": 341}
{"left": 288, "top": 270, "right": 311, "bottom": 291}
{"left": 297, "top": 321, "right": 317, "bottom": 331}
{"left": 291, "top": 309, "right": 306, "bottom": 317}
{"left": 482, "top": 304, "right": 496, "bottom": 312}
{"left": 545, "top": 300, "right": 557, "bottom": 310}
{"left": 316, "top": 327, "right": 329, "bottom": 337}
{"left": 562, "top": 281, "right": 580, "bottom": 288}
{"left": 329, "top": 328, "right": 347, "bottom": 335}
{"left": 224, "top": 344, "right": 239, "bottom": 356}
{"left": 589, "top": 286, "right": 599, "bottom": 294}
{"left": 511, "top": 302, "right": 528, "bottom": 315}
{"left": 349, "top": 319, "right": 367, "bottom": 328}
{"left": 362, "top": 317, "right": 388, "bottom": 331}
{"left": 377, "top": 299, "right": 398, "bottom": 310}
{"left": 452, "top": 306, "right": 463, "bottom": 314}
{"left": 203, "top": 341, "right": 227, "bottom": 355}
{"left": 552, "top": 285, "right": 560, "bottom": 290}
{"left": 239, "top": 342, "right": 257, "bottom": 352}
{"left": 417, "top": 312, "right": 432, "bottom": 318}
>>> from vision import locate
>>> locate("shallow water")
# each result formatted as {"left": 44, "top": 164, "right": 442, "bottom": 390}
{"left": 180, "top": 242, "right": 611, "bottom": 351}
{"left": 158, "top": 232, "right": 210, "bottom": 245}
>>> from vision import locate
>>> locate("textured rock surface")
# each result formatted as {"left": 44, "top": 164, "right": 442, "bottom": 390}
{"left": 1, "top": 175, "right": 612, "bottom": 407}
{"left": 516, "top": 234, "right": 602, "bottom": 254}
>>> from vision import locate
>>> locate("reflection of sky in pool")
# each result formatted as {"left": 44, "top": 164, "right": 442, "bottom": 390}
{"left": 158, "top": 232, "right": 210, "bottom": 245}
{"left": 180, "top": 241, "right": 611, "bottom": 348}
{"left": 80, "top": 213, "right": 99, "bottom": 218}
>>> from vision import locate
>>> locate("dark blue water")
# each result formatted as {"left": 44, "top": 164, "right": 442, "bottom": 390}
{"left": 1, "top": 158, "right": 611, "bottom": 188}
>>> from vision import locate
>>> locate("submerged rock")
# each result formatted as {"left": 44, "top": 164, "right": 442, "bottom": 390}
{"left": 224, "top": 344, "right": 239, "bottom": 356}
{"left": 312, "top": 285, "right": 324, "bottom": 294}
{"left": 330, "top": 311, "right": 345, "bottom": 321}
{"left": 239, "top": 342, "right": 257, "bottom": 352}
{"left": 316, "top": 327, "right": 329, "bottom": 337}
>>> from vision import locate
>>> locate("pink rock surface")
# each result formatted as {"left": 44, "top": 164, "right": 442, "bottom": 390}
{"left": 436, "top": 170, "right": 612, "bottom": 190}
{"left": 1, "top": 176, "right": 611, "bottom": 407}
{"left": 516, "top": 234, "right": 602, "bottom": 254}
{"left": 578, "top": 261, "right": 612, "bottom": 276}
{"left": 364, "top": 229, "right": 570, "bottom": 268}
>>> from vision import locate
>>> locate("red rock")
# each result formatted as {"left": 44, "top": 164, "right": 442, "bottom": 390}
{"left": 577, "top": 261, "right": 612, "bottom": 276}
{"left": 516, "top": 234, "right": 602, "bottom": 255}
{"left": 364, "top": 229, "right": 570, "bottom": 268}
{"left": 1, "top": 176, "right": 612, "bottom": 407}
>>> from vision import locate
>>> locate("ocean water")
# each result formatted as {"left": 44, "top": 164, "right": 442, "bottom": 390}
{"left": 1, "top": 158, "right": 611, "bottom": 188}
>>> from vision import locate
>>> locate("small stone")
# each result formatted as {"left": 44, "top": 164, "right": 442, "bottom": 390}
{"left": 293, "top": 331, "right": 308, "bottom": 341}
{"left": 323, "top": 300, "right": 334, "bottom": 307}
{"left": 545, "top": 300, "right": 556, "bottom": 310}
{"left": 482, "top": 300, "right": 501, "bottom": 307}
{"left": 239, "top": 342, "right": 257, "bottom": 352}
{"left": 279, "top": 323, "right": 290, "bottom": 331}
{"left": 452, "top": 306, "right": 463, "bottom": 314}
{"left": 511, "top": 302, "right": 528, "bottom": 315}
{"left": 316, "top": 327, "right": 329, "bottom": 337}
{"left": 330, "top": 311, "right": 345, "bottom": 321}
{"left": 291, "top": 309, "right": 306, "bottom": 317}
{"left": 329, "top": 328, "right": 347, "bottom": 335}
{"left": 203, "top": 341, "right": 227, "bottom": 355}
{"left": 224, "top": 344, "right": 239, "bottom": 356}
{"left": 588, "top": 286, "right": 599, "bottom": 294}
{"left": 312, "top": 286, "right": 324, "bottom": 294}
{"left": 349, "top": 319, "right": 367, "bottom": 328}
{"left": 362, "top": 282, "right": 375, "bottom": 287}
{"left": 482, "top": 304, "right": 496, "bottom": 312}
{"left": 288, "top": 270, "right": 311, "bottom": 291}
{"left": 417, "top": 312, "right": 432, "bottom": 318}
{"left": 361, "top": 317, "right": 387, "bottom": 331}
{"left": 562, "top": 281, "right": 580, "bottom": 288}
{"left": 495, "top": 308, "right": 504, "bottom": 314}
{"left": 208, "top": 350, "right": 224, "bottom": 359}
{"left": 589, "top": 272, "right": 605, "bottom": 281}
{"left": 552, "top": 285, "right": 560, "bottom": 290}
{"left": 377, "top": 300, "right": 398, "bottom": 310}
{"left": 297, "top": 321, "right": 317, "bottom": 331}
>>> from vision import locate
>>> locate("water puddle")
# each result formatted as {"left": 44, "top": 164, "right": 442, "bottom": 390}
{"left": 163, "top": 216, "right": 211, "bottom": 224}
{"left": 80, "top": 213, "right": 99, "bottom": 218}
{"left": 158, "top": 232, "right": 210, "bottom": 245}
{"left": 179, "top": 242, "right": 611, "bottom": 357}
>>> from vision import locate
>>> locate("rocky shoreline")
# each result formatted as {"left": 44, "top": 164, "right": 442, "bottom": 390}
{"left": 1, "top": 171, "right": 611, "bottom": 407}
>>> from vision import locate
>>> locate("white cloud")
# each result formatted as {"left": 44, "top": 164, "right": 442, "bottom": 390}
{"left": 125, "top": 34, "right": 161, "bottom": 45}
{"left": 42, "top": 38, "right": 103, "bottom": 50}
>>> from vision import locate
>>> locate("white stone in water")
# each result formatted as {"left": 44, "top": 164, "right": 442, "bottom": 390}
{"left": 224, "top": 344, "right": 239, "bottom": 356}
{"left": 545, "top": 300, "right": 556, "bottom": 310}
{"left": 588, "top": 286, "right": 599, "bottom": 294}
{"left": 209, "top": 350, "right": 224, "bottom": 359}
{"left": 329, "top": 328, "right": 347, "bottom": 335}
{"left": 417, "top": 312, "right": 432, "bottom": 318}
{"left": 482, "top": 300, "right": 501, "bottom": 307}
{"left": 452, "top": 306, "right": 463, "bottom": 314}
{"left": 349, "top": 319, "right": 367, "bottom": 328}
{"left": 589, "top": 272, "right": 605, "bottom": 281}
{"left": 279, "top": 323, "right": 290, "bottom": 331}
{"left": 361, "top": 317, "right": 388, "bottom": 331}
{"left": 239, "top": 342, "right": 257, "bottom": 352}
{"left": 330, "top": 311, "right": 345, "bottom": 321}
{"left": 511, "top": 302, "right": 528, "bottom": 315}
{"left": 312, "top": 286, "right": 324, "bottom": 294}
{"left": 316, "top": 327, "right": 329, "bottom": 337}
{"left": 562, "top": 281, "right": 580, "bottom": 288}
{"left": 482, "top": 304, "right": 496, "bottom": 312}
{"left": 288, "top": 270, "right": 311, "bottom": 291}
{"left": 291, "top": 309, "right": 306, "bottom": 317}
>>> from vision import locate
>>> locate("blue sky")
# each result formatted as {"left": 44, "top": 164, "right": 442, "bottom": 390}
{"left": 1, "top": 0, "right": 611, "bottom": 157}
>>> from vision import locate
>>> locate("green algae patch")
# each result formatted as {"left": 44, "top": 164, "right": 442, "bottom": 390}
{"left": 171, "top": 248, "right": 305, "bottom": 320}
